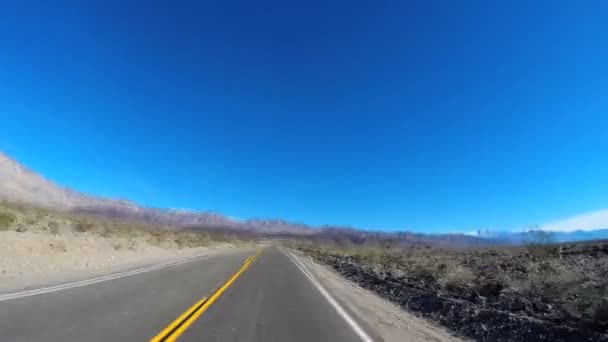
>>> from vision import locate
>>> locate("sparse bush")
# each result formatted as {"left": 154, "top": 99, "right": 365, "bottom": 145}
{"left": 0, "top": 202, "right": 243, "bottom": 275}
{"left": 0, "top": 203, "right": 243, "bottom": 251}
{"left": 525, "top": 228, "right": 561, "bottom": 259}
{"left": 173, "top": 232, "right": 208, "bottom": 249}
{"left": 48, "top": 242, "right": 67, "bottom": 252}
{"left": 127, "top": 238, "right": 137, "bottom": 250}
{"left": 439, "top": 264, "right": 476, "bottom": 296}
{"left": 525, "top": 260, "right": 583, "bottom": 301}
{"left": 72, "top": 220, "right": 95, "bottom": 233}
{"left": 99, "top": 226, "right": 113, "bottom": 238}
{"left": 411, "top": 263, "right": 437, "bottom": 284}
{"left": 99, "top": 227, "right": 110, "bottom": 238}
{"left": 48, "top": 221, "right": 60, "bottom": 235}
{"left": 0, "top": 212, "right": 15, "bottom": 230}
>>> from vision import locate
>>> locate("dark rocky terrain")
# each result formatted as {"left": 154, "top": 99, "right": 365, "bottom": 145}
{"left": 296, "top": 241, "right": 608, "bottom": 341}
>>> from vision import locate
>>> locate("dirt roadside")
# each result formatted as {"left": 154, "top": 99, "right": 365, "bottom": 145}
{"left": 0, "top": 230, "right": 250, "bottom": 294}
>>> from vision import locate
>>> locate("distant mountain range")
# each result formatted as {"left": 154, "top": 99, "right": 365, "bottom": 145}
{"left": 474, "top": 229, "right": 608, "bottom": 244}
{"left": 1, "top": 150, "right": 606, "bottom": 244}
{"left": 0, "top": 151, "right": 311, "bottom": 234}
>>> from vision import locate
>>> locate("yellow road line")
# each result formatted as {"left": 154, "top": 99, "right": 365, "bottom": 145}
{"left": 150, "top": 250, "right": 262, "bottom": 342}
{"left": 150, "top": 296, "right": 208, "bottom": 342}
{"left": 163, "top": 300, "right": 208, "bottom": 342}
{"left": 244, "top": 251, "right": 262, "bottom": 266}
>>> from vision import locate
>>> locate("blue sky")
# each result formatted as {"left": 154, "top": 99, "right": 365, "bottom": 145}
{"left": 1, "top": 1, "right": 607, "bottom": 232}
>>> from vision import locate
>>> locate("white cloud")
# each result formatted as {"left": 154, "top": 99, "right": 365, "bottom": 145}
{"left": 541, "top": 209, "right": 608, "bottom": 232}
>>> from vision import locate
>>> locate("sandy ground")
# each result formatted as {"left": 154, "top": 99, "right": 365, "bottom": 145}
{"left": 0, "top": 231, "right": 240, "bottom": 293}
{"left": 291, "top": 250, "right": 465, "bottom": 342}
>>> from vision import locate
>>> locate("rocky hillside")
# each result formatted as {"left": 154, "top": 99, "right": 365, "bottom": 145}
{"left": 0, "top": 152, "right": 94, "bottom": 208}
{"left": 0, "top": 152, "right": 309, "bottom": 233}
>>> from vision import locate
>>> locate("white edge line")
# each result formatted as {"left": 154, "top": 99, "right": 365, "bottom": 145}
{"left": 0, "top": 252, "right": 211, "bottom": 302}
{"left": 286, "top": 250, "right": 374, "bottom": 342}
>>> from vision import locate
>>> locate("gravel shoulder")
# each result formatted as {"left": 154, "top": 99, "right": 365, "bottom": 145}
{"left": 295, "top": 243, "right": 608, "bottom": 342}
{"left": 290, "top": 249, "right": 464, "bottom": 342}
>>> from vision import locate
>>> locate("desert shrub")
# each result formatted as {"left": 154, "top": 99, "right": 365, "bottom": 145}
{"left": 145, "top": 229, "right": 166, "bottom": 243}
{"left": 172, "top": 232, "right": 212, "bottom": 248}
{"left": 412, "top": 263, "right": 438, "bottom": 285}
{"left": 127, "top": 238, "right": 137, "bottom": 250}
{"left": 525, "top": 228, "right": 561, "bottom": 259}
{"left": 475, "top": 279, "right": 506, "bottom": 300}
{"left": 525, "top": 260, "right": 583, "bottom": 301}
{"left": 48, "top": 221, "right": 60, "bottom": 235}
{"left": 363, "top": 249, "right": 385, "bottom": 265}
{"left": 111, "top": 225, "right": 143, "bottom": 240}
{"left": 173, "top": 234, "right": 196, "bottom": 248}
{"left": 72, "top": 220, "right": 96, "bottom": 233}
{"left": 99, "top": 226, "right": 114, "bottom": 238}
{"left": 0, "top": 212, "right": 16, "bottom": 230}
{"left": 206, "top": 231, "right": 231, "bottom": 243}
{"left": 528, "top": 244, "right": 561, "bottom": 259}
{"left": 439, "top": 264, "right": 476, "bottom": 296}
{"left": 48, "top": 242, "right": 67, "bottom": 252}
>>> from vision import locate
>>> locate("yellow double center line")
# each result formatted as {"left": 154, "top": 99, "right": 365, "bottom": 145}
{"left": 151, "top": 250, "right": 263, "bottom": 342}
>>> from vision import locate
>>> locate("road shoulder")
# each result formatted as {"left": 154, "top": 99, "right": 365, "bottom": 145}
{"left": 288, "top": 249, "right": 464, "bottom": 342}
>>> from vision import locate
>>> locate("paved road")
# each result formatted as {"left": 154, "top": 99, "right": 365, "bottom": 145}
{"left": 0, "top": 246, "right": 368, "bottom": 342}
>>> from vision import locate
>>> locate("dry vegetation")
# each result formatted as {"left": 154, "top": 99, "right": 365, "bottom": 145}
{"left": 293, "top": 240, "right": 608, "bottom": 341}
{"left": 0, "top": 201, "right": 256, "bottom": 292}
{"left": 0, "top": 201, "right": 245, "bottom": 250}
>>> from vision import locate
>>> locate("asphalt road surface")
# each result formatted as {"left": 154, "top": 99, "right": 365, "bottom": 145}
{"left": 0, "top": 246, "right": 371, "bottom": 342}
